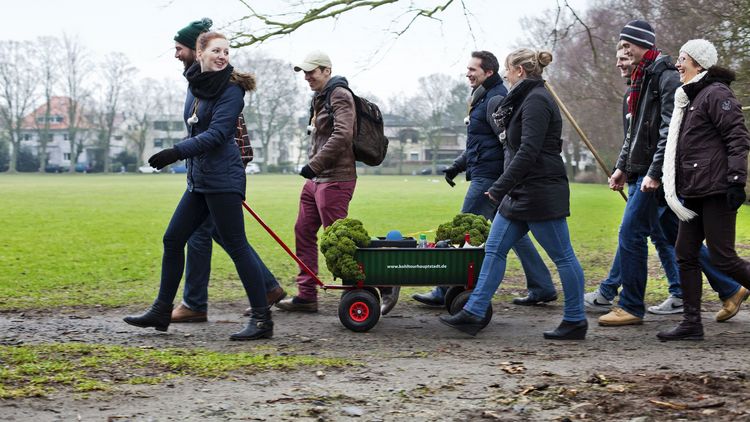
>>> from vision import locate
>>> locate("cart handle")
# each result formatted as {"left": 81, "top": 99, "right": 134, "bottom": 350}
{"left": 241, "top": 201, "right": 325, "bottom": 288}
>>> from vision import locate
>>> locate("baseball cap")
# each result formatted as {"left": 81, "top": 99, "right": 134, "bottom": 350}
{"left": 293, "top": 51, "right": 332, "bottom": 72}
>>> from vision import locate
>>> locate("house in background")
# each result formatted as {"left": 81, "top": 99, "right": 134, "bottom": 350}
{"left": 19, "top": 96, "right": 126, "bottom": 171}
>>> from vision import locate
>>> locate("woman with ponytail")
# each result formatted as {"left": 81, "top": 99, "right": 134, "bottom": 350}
{"left": 440, "top": 48, "right": 587, "bottom": 340}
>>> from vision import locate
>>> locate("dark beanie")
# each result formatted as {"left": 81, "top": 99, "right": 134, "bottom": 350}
{"left": 619, "top": 20, "right": 655, "bottom": 49}
{"left": 174, "top": 17, "right": 213, "bottom": 50}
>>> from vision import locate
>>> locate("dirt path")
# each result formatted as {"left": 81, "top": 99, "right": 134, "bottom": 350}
{"left": 3, "top": 296, "right": 750, "bottom": 421}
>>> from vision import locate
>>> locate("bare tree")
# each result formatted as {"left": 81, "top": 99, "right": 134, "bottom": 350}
{"left": 234, "top": 52, "right": 304, "bottom": 170}
{"left": 0, "top": 40, "right": 38, "bottom": 173}
{"left": 412, "top": 73, "right": 465, "bottom": 173}
{"left": 229, "top": 0, "right": 457, "bottom": 47}
{"left": 32, "top": 36, "right": 61, "bottom": 172}
{"left": 61, "top": 34, "right": 91, "bottom": 172}
{"left": 94, "top": 52, "right": 134, "bottom": 173}
{"left": 123, "top": 78, "right": 162, "bottom": 166}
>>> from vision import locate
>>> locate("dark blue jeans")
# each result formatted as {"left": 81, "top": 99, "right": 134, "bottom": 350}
{"left": 598, "top": 207, "right": 680, "bottom": 300}
{"left": 433, "top": 177, "right": 557, "bottom": 299}
{"left": 183, "top": 217, "right": 280, "bottom": 312}
{"left": 616, "top": 178, "right": 663, "bottom": 317}
{"left": 157, "top": 191, "right": 268, "bottom": 310}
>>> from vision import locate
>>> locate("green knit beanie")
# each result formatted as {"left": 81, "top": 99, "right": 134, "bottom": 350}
{"left": 174, "top": 17, "right": 213, "bottom": 50}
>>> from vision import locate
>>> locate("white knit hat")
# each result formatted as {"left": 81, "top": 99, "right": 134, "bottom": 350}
{"left": 680, "top": 39, "right": 718, "bottom": 70}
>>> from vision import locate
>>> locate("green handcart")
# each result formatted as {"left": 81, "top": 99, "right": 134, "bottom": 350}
{"left": 242, "top": 201, "right": 492, "bottom": 332}
{"left": 337, "top": 247, "right": 492, "bottom": 332}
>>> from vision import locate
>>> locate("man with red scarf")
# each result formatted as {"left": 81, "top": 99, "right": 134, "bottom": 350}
{"left": 598, "top": 20, "right": 682, "bottom": 326}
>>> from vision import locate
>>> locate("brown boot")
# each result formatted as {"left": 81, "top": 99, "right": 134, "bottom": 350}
{"left": 716, "top": 286, "right": 749, "bottom": 322}
{"left": 171, "top": 304, "right": 207, "bottom": 323}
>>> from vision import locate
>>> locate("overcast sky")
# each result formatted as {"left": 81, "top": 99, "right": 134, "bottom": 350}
{"left": 6, "top": 0, "right": 589, "bottom": 100}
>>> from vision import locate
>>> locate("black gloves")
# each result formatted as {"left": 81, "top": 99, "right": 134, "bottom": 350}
{"left": 299, "top": 164, "right": 316, "bottom": 180}
{"left": 727, "top": 185, "right": 746, "bottom": 211}
{"left": 442, "top": 166, "right": 460, "bottom": 187}
{"left": 148, "top": 148, "right": 181, "bottom": 170}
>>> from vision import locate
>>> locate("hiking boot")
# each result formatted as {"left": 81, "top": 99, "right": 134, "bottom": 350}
{"left": 244, "top": 287, "right": 287, "bottom": 316}
{"left": 171, "top": 304, "right": 207, "bottom": 323}
{"left": 647, "top": 295, "right": 684, "bottom": 315}
{"left": 584, "top": 289, "right": 613, "bottom": 312}
{"left": 439, "top": 310, "right": 485, "bottom": 336}
{"left": 411, "top": 289, "right": 445, "bottom": 307}
{"left": 598, "top": 307, "right": 643, "bottom": 326}
{"left": 513, "top": 293, "right": 558, "bottom": 306}
{"left": 716, "top": 286, "right": 750, "bottom": 322}
{"left": 275, "top": 296, "right": 318, "bottom": 313}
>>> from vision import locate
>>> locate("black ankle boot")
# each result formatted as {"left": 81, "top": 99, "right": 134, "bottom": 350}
{"left": 439, "top": 310, "right": 485, "bottom": 336}
{"left": 656, "top": 305, "right": 704, "bottom": 341}
{"left": 123, "top": 300, "right": 173, "bottom": 332}
{"left": 230, "top": 306, "right": 274, "bottom": 340}
{"left": 543, "top": 319, "right": 588, "bottom": 340}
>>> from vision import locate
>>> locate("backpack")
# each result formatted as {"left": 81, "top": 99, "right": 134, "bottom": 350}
{"left": 235, "top": 113, "right": 253, "bottom": 166}
{"left": 316, "top": 85, "right": 389, "bottom": 166}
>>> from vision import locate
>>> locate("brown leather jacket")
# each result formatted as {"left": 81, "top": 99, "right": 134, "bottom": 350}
{"left": 677, "top": 67, "right": 749, "bottom": 198}
{"left": 308, "top": 80, "right": 357, "bottom": 182}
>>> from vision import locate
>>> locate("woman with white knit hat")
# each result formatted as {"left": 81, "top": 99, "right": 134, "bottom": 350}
{"left": 657, "top": 39, "right": 750, "bottom": 341}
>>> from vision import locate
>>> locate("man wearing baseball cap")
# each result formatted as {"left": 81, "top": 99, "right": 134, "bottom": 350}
{"left": 597, "top": 20, "right": 683, "bottom": 326}
{"left": 276, "top": 51, "right": 358, "bottom": 312}
{"left": 168, "top": 18, "right": 287, "bottom": 324}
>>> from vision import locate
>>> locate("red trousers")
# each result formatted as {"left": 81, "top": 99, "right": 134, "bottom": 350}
{"left": 294, "top": 179, "right": 356, "bottom": 300}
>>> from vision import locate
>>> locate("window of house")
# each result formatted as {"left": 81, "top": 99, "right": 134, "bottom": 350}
{"left": 153, "top": 121, "right": 169, "bottom": 130}
{"left": 22, "top": 133, "right": 32, "bottom": 141}
{"left": 63, "top": 153, "right": 71, "bottom": 161}
{"left": 410, "top": 153, "right": 419, "bottom": 161}
{"left": 153, "top": 139, "right": 163, "bottom": 148}
{"left": 172, "top": 122, "right": 184, "bottom": 131}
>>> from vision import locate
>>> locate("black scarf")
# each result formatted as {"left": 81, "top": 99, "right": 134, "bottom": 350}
{"left": 492, "top": 78, "right": 544, "bottom": 138}
{"left": 469, "top": 72, "right": 503, "bottom": 108}
{"left": 185, "top": 62, "right": 234, "bottom": 100}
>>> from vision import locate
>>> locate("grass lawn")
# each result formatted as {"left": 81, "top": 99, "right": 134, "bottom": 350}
{"left": 2, "top": 173, "right": 749, "bottom": 310}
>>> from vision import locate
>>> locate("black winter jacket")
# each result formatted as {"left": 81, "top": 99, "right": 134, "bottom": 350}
{"left": 676, "top": 67, "right": 750, "bottom": 198}
{"left": 616, "top": 54, "right": 681, "bottom": 180}
{"left": 453, "top": 77, "right": 508, "bottom": 180}
{"left": 488, "top": 79, "right": 570, "bottom": 221}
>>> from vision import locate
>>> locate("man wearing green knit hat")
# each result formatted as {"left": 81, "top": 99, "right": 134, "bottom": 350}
{"left": 173, "top": 17, "right": 213, "bottom": 71}
{"left": 168, "top": 17, "right": 288, "bottom": 324}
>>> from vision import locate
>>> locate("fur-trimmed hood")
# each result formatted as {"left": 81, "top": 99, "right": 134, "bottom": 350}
{"left": 684, "top": 65, "right": 735, "bottom": 101}
{"left": 230, "top": 71, "right": 256, "bottom": 92}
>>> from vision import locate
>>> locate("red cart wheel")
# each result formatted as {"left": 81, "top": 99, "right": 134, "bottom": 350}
{"left": 339, "top": 289, "right": 381, "bottom": 332}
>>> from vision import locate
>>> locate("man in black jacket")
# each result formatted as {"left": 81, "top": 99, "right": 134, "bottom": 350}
{"left": 598, "top": 20, "right": 683, "bottom": 326}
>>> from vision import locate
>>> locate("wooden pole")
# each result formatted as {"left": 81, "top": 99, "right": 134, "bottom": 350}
{"left": 545, "top": 81, "right": 627, "bottom": 202}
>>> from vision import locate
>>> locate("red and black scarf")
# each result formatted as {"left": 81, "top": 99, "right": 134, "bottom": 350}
{"left": 627, "top": 48, "right": 659, "bottom": 115}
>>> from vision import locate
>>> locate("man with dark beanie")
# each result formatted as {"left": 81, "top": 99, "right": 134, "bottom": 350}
{"left": 168, "top": 18, "right": 286, "bottom": 324}
{"left": 173, "top": 18, "right": 213, "bottom": 72}
{"left": 598, "top": 20, "right": 683, "bottom": 326}
{"left": 412, "top": 50, "right": 558, "bottom": 308}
